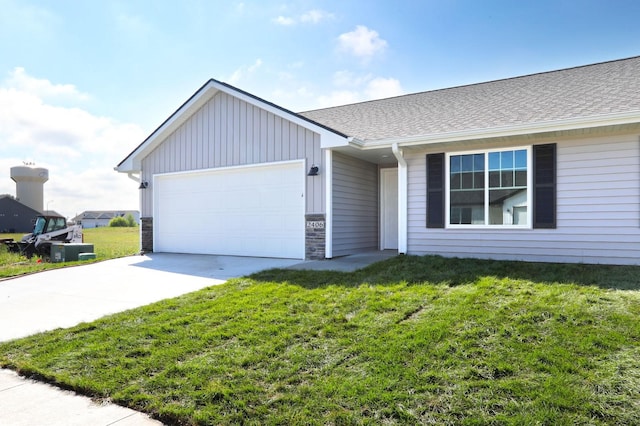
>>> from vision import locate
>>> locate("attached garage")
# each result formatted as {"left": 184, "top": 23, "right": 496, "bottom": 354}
{"left": 115, "top": 79, "right": 348, "bottom": 260}
{"left": 154, "top": 161, "right": 305, "bottom": 259}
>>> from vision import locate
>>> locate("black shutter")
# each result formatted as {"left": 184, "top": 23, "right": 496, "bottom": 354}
{"left": 426, "top": 153, "right": 445, "bottom": 228}
{"left": 533, "top": 143, "right": 556, "bottom": 229}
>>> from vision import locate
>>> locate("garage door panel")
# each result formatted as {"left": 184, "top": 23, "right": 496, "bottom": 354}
{"left": 154, "top": 161, "right": 305, "bottom": 259}
{"left": 156, "top": 232, "right": 300, "bottom": 258}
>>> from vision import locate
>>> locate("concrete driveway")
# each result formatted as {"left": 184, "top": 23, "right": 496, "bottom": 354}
{"left": 0, "top": 253, "right": 303, "bottom": 342}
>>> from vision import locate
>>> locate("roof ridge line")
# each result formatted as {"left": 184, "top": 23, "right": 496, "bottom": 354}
{"left": 299, "top": 55, "right": 640, "bottom": 114}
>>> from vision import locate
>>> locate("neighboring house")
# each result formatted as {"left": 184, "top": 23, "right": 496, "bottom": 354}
{"left": 116, "top": 56, "right": 640, "bottom": 265}
{"left": 72, "top": 211, "right": 140, "bottom": 228}
{"left": 0, "top": 195, "right": 41, "bottom": 233}
{"left": 42, "top": 210, "right": 65, "bottom": 218}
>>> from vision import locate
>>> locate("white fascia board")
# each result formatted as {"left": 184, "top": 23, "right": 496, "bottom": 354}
{"left": 360, "top": 110, "right": 640, "bottom": 150}
{"left": 347, "top": 137, "right": 367, "bottom": 148}
{"left": 320, "top": 134, "right": 351, "bottom": 148}
{"left": 115, "top": 155, "right": 137, "bottom": 174}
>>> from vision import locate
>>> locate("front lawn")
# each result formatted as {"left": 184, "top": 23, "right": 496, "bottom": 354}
{"left": 0, "top": 226, "right": 139, "bottom": 278}
{"left": 1, "top": 255, "right": 639, "bottom": 425}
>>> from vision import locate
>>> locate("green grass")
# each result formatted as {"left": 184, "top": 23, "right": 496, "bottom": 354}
{"left": 83, "top": 226, "right": 140, "bottom": 258}
{"left": 0, "top": 226, "right": 139, "bottom": 278}
{"left": 1, "top": 255, "right": 639, "bottom": 425}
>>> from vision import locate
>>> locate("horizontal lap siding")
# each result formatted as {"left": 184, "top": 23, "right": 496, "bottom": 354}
{"left": 332, "top": 152, "right": 378, "bottom": 256}
{"left": 407, "top": 133, "right": 640, "bottom": 265}
{"left": 141, "top": 92, "right": 323, "bottom": 216}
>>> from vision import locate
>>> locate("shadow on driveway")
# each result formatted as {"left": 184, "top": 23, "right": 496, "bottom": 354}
{"left": 129, "top": 253, "right": 304, "bottom": 279}
{"left": 132, "top": 251, "right": 399, "bottom": 277}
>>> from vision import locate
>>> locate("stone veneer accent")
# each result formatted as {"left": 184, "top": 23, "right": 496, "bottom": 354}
{"left": 141, "top": 217, "right": 153, "bottom": 253}
{"left": 305, "top": 214, "right": 326, "bottom": 260}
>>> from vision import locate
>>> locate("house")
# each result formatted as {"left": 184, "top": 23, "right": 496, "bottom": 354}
{"left": 42, "top": 210, "right": 64, "bottom": 218}
{"left": 0, "top": 195, "right": 42, "bottom": 233}
{"left": 116, "top": 56, "right": 640, "bottom": 265}
{"left": 72, "top": 210, "right": 140, "bottom": 228}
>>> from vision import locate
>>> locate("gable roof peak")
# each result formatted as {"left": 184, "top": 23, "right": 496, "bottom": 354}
{"left": 116, "top": 78, "right": 348, "bottom": 172}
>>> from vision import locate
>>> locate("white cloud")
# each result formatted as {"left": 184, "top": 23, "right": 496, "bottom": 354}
{"left": 337, "top": 25, "right": 388, "bottom": 59}
{"left": 228, "top": 59, "right": 263, "bottom": 85}
{"left": 273, "top": 15, "right": 295, "bottom": 26}
{"left": 278, "top": 71, "right": 295, "bottom": 82}
{"left": 270, "top": 84, "right": 315, "bottom": 111}
{"left": 248, "top": 59, "right": 263, "bottom": 73}
{"left": 6, "top": 67, "right": 89, "bottom": 102}
{"left": 266, "top": 66, "right": 405, "bottom": 111}
{"left": 365, "top": 77, "right": 404, "bottom": 99}
{"left": 0, "top": 1, "right": 58, "bottom": 40}
{"left": 273, "top": 9, "right": 334, "bottom": 26}
{"left": 0, "top": 68, "right": 144, "bottom": 219}
{"left": 317, "top": 90, "right": 361, "bottom": 108}
{"left": 314, "top": 71, "right": 404, "bottom": 108}
{"left": 300, "top": 9, "right": 334, "bottom": 24}
{"left": 332, "top": 70, "right": 373, "bottom": 87}
{"left": 296, "top": 86, "right": 312, "bottom": 97}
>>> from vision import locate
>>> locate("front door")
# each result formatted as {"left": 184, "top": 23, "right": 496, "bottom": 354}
{"left": 380, "top": 168, "right": 398, "bottom": 250}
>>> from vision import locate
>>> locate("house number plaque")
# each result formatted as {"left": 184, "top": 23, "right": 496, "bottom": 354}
{"left": 306, "top": 221, "right": 325, "bottom": 229}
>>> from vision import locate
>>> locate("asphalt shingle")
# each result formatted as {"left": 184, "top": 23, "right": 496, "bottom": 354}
{"left": 299, "top": 56, "right": 640, "bottom": 141}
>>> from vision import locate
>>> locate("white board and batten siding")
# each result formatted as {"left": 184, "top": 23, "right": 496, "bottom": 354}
{"left": 332, "top": 152, "right": 379, "bottom": 257}
{"left": 407, "top": 133, "right": 640, "bottom": 265}
{"left": 140, "top": 91, "right": 324, "bottom": 217}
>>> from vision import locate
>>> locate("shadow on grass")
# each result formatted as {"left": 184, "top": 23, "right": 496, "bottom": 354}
{"left": 249, "top": 255, "right": 640, "bottom": 291}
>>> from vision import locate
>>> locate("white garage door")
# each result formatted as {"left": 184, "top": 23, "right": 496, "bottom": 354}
{"left": 154, "top": 161, "right": 305, "bottom": 259}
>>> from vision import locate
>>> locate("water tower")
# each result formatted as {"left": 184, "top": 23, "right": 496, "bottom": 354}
{"left": 11, "top": 165, "right": 49, "bottom": 212}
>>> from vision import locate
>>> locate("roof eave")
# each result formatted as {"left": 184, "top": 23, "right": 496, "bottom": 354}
{"left": 356, "top": 110, "right": 640, "bottom": 150}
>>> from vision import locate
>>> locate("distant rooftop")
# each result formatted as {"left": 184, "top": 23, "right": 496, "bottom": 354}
{"left": 72, "top": 210, "right": 139, "bottom": 221}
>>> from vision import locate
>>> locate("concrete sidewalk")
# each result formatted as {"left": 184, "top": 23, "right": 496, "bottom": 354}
{"left": 288, "top": 250, "right": 398, "bottom": 272}
{"left": 0, "top": 251, "right": 396, "bottom": 425}
{"left": 0, "top": 369, "right": 161, "bottom": 425}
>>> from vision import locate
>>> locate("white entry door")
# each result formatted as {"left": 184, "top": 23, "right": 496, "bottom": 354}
{"left": 380, "top": 168, "right": 398, "bottom": 250}
{"left": 154, "top": 161, "right": 305, "bottom": 259}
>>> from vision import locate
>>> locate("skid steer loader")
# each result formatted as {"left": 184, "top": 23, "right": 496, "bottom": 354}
{"left": 1, "top": 215, "right": 83, "bottom": 259}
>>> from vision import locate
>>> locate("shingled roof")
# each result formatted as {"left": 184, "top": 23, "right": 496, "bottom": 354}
{"left": 298, "top": 56, "right": 640, "bottom": 142}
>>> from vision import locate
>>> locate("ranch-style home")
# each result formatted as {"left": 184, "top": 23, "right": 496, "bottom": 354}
{"left": 116, "top": 56, "right": 640, "bottom": 265}
{"left": 71, "top": 210, "right": 141, "bottom": 229}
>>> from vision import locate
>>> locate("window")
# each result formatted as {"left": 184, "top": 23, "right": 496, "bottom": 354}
{"left": 426, "top": 143, "right": 555, "bottom": 230}
{"left": 447, "top": 147, "right": 531, "bottom": 227}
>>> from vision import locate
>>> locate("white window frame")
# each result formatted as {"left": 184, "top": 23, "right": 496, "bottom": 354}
{"left": 445, "top": 145, "right": 533, "bottom": 229}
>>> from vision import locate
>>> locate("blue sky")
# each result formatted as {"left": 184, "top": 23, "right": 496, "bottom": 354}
{"left": 1, "top": 0, "right": 639, "bottom": 218}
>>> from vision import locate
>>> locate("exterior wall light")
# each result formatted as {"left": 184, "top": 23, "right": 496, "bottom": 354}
{"left": 139, "top": 181, "right": 149, "bottom": 189}
{"left": 308, "top": 165, "right": 319, "bottom": 176}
